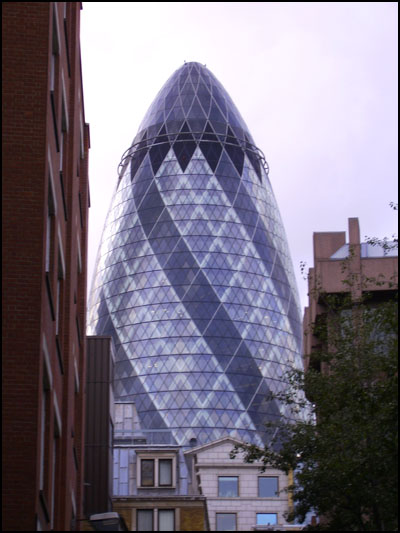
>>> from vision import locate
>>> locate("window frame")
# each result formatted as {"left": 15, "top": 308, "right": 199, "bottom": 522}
{"left": 135, "top": 508, "right": 176, "bottom": 532}
{"left": 256, "top": 512, "right": 278, "bottom": 526}
{"left": 137, "top": 453, "right": 176, "bottom": 489}
{"left": 218, "top": 476, "right": 239, "bottom": 497}
{"left": 136, "top": 509, "right": 154, "bottom": 532}
{"left": 258, "top": 476, "right": 279, "bottom": 498}
{"left": 216, "top": 512, "right": 237, "bottom": 531}
{"left": 158, "top": 508, "right": 175, "bottom": 531}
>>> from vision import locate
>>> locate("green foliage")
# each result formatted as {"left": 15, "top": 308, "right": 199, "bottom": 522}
{"left": 231, "top": 255, "right": 398, "bottom": 530}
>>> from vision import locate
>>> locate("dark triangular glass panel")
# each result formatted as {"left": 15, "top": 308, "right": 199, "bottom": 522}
{"left": 244, "top": 134, "right": 262, "bottom": 182}
{"left": 149, "top": 125, "right": 170, "bottom": 175}
{"left": 173, "top": 122, "right": 196, "bottom": 172}
{"left": 130, "top": 132, "right": 148, "bottom": 181}
{"left": 199, "top": 122, "right": 222, "bottom": 172}
{"left": 225, "top": 127, "right": 244, "bottom": 176}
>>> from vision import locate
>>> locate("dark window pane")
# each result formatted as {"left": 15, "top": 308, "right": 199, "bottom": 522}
{"left": 258, "top": 476, "right": 278, "bottom": 497}
{"left": 141, "top": 459, "right": 154, "bottom": 486}
{"left": 218, "top": 476, "right": 238, "bottom": 497}
{"left": 159, "top": 459, "right": 173, "bottom": 486}
{"left": 158, "top": 509, "right": 175, "bottom": 531}
{"left": 216, "top": 513, "right": 236, "bottom": 531}
{"left": 137, "top": 509, "right": 154, "bottom": 531}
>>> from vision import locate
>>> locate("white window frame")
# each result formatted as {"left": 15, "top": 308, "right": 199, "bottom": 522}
{"left": 137, "top": 454, "right": 176, "bottom": 488}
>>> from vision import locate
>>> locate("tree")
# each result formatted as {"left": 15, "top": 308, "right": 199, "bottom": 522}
{"left": 231, "top": 234, "right": 398, "bottom": 531}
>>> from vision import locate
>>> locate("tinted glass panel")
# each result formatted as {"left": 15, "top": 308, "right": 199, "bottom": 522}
{"left": 218, "top": 476, "right": 238, "bottom": 497}
{"left": 137, "top": 510, "right": 153, "bottom": 531}
{"left": 141, "top": 459, "right": 154, "bottom": 486}
{"left": 88, "top": 62, "right": 304, "bottom": 450}
{"left": 216, "top": 513, "right": 236, "bottom": 531}
{"left": 158, "top": 509, "right": 175, "bottom": 531}
{"left": 256, "top": 513, "right": 277, "bottom": 525}
{"left": 159, "top": 459, "right": 173, "bottom": 486}
{"left": 258, "top": 477, "right": 278, "bottom": 497}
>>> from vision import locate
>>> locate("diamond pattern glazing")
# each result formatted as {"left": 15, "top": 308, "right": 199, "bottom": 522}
{"left": 88, "top": 63, "right": 303, "bottom": 447}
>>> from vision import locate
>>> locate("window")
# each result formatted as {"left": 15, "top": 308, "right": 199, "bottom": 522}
{"left": 216, "top": 513, "right": 236, "bottom": 531}
{"left": 256, "top": 513, "right": 277, "bottom": 526}
{"left": 141, "top": 459, "right": 155, "bottom": 487}
{"left": 137, "top": 510, "right": 153, "bottom": 531}
{"left": 158, "top": 509, "right": 175, "bottom": 531}
{"left": 258, "top": 476, "right": 278, "bottom": 497}
{"left": 138, "top": 455, "right": 175, "bottom": 488}
{"left": 137, "top": 509, "right": 175, "bottom": 531}
{"left": 159, "top": 459, "right": 173, "bottom": 486}
{"left": 218, "top": 476, "right": 238, "bottom": 497}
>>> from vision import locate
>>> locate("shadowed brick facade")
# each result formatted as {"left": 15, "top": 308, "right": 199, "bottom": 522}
{"left": 2, "top": 3, "right": 90, "bottom": 530}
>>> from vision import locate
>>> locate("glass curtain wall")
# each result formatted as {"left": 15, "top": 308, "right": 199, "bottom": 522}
{"left": 88, "top": 62, "right": 304, "bottom": 447}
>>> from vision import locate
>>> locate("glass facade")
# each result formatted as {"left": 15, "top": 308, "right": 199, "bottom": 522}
{"left": 88, "top": 62, "right": 303, "bottom": 447}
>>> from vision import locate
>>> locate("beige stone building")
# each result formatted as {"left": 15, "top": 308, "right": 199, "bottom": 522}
{"left": 185, "top": 437, "right": 303, "bottom": 531}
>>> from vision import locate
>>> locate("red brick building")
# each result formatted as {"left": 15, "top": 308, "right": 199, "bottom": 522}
{"left": 2, "top": 3, "right": 90, "bottom": 530}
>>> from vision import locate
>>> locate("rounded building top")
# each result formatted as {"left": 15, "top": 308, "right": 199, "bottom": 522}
{"left": 120, "top": 62, "right": 267, "bottom": 181}
{"left": 133, "top": 61, "right": 254, "bottom": 146}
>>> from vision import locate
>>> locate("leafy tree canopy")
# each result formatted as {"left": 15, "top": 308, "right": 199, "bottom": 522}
{"left": 232, "top": 218, "right": 398, "bottom": 531}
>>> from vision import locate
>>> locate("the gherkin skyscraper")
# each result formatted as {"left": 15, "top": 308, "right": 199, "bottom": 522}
{"left": 88, "top": 62, "right": 303, "bottom": 447}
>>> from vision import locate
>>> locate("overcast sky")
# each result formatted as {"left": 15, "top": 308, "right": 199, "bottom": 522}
{"left": 80, "top": 2, "right": 398, "bottom": 311}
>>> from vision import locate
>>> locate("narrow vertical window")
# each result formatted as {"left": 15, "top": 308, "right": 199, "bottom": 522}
{"left": 140, "top": 459, "right": 155, "bottom": 486}
{"left": 137, "top": 510, "right": 153, "bottom": 531}
{"left": 158, "top": 509, "right": 175, "bottom": 531}
{"left": 159, "top": 459, "right": 173, "bottom": 486}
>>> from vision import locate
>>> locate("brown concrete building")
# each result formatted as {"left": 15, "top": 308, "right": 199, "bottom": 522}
{"left": 303, "top": 217, "right": 398, "bottom": 372}
{"left": 2, "top": 3, "right": 90, "bottom": 530}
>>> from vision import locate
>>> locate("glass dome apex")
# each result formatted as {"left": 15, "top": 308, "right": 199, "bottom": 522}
{"left": 133, "top": 61, "right": 254, "bottom": 147}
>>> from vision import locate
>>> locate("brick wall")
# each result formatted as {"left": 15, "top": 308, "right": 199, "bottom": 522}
{"left": 2, "top": 3, "right": 89, "bottom": 530}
